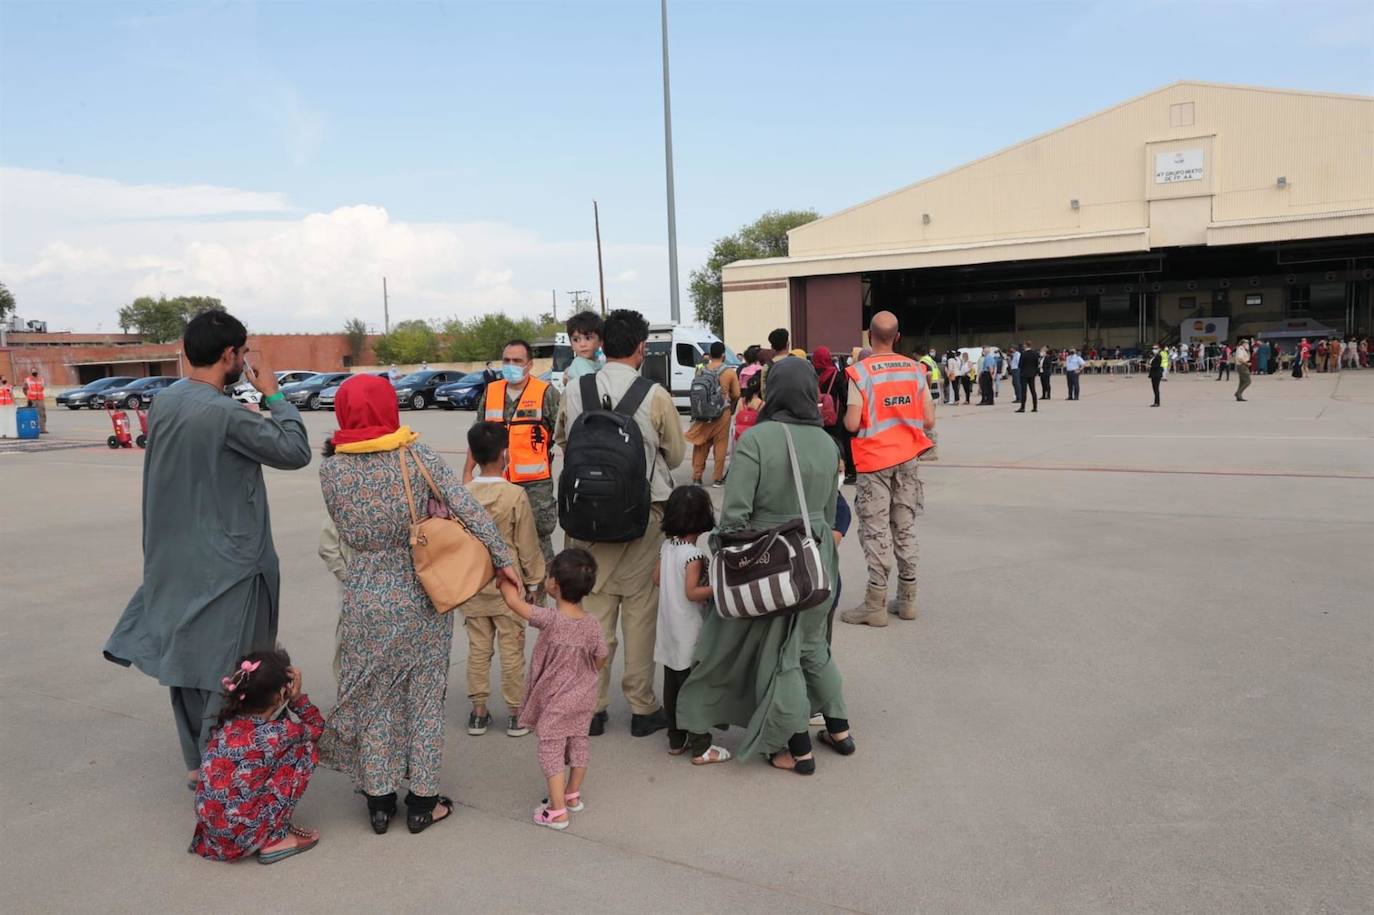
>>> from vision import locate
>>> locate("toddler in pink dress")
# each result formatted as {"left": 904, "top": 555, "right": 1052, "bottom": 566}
{"left": 500, "top": 548, "right": 607, "bottom": 830}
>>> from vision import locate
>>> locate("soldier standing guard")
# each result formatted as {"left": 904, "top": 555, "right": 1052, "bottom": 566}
{"left": 840, "top": 311, "right": 936, "bottom": 628}
{"left": 464, "top": 339, "right": 560, "bottom": 566}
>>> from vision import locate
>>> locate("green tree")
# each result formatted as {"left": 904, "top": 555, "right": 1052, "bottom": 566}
{"left": 0, "top": 282, "right": 14, "bottom": 323}
{"left": 116, "top": 295, "right": 225, "bottom": 342}
{"left": 443, "top": 313, "right": 541, "bottom": 362}
{"left": 689, "top": 209, "right": 819, "bottom": 337}
{"left": 373, "top": 319, "right": 439, "bottom": 365}
{"left": 343, "top": 317, "right": 369, "bottom": 362}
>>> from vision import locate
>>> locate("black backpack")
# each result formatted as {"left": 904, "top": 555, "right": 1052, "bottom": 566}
{"left": 558, "top": 373, "right": 654, "bottom": 543}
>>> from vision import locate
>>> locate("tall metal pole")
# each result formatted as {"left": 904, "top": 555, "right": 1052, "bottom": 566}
{"left": 382, "top": 276, "right": 391, "bottom": 334}
{"left": 594, "top": 200, "right": 607, "bottom": 316}
{"left": 552, "top": 289, "right": 558, "bottom": 322}
{"left": 660, "top": 0, "right": 681, "bottom": 323}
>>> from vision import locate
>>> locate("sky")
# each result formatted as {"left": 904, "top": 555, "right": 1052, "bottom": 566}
{"left": 1, "top": 0, "right": 1371, "bottom": 334}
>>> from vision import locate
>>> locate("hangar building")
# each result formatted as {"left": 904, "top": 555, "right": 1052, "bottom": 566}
{"left": 722, "top": 82, "right": 1373, "bottom": 355}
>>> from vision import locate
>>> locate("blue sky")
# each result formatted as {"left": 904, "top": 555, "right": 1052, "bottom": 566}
{"left": 1, "top": 0, "right": 1370, "bottom": 332}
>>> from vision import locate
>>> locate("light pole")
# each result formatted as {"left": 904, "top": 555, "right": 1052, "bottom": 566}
{"left": 661, "top": 0, "right": 681, "bottom": 323}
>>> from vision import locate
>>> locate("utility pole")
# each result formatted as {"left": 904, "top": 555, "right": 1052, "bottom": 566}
{"left": 382, "top": 276, "right": 391, "bottom": 334}
{"left": 594, "top": 200, "right": 607, "bottom": 316}
{"left": 552, "top": 289, "right": 558, "bottom": 322}
{"left": 567, "top": 290, "right": 590, "bottom": 315}
{"left": 660, "top": 0, "right": 681, "bottom": 323}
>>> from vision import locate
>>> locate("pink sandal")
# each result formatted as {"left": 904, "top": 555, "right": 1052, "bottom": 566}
{"left": 533, "top": 807, "right": 569, "bottom": 830}
{"left": 535, "top": 791, "right": 583, "bottom": 813}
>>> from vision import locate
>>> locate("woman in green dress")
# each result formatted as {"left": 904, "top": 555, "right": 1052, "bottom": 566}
{"left": 677, "top": 356, "right": 854, "bottom": 775}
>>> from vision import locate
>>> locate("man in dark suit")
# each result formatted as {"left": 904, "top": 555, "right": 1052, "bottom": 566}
{"left": 1015, "top": 342, "right": 1039, "bottom": 413}
{"left": 1039, "top": 347, "right": 1056, "bottom": 399}
{"left": 1148, "top": 344, "right": 1164, "bottom": 407}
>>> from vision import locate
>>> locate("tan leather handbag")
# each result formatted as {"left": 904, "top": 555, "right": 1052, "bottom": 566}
{"left": 399, "top": 446, "right": 494, "bottom": 613}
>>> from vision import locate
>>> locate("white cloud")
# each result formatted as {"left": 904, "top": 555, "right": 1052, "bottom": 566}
{"left": 0, "top": 168, "right": 701, "bottom": 332}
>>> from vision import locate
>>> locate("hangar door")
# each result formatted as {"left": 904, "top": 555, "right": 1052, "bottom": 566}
{"left": 789, "top": 273, "right": 862, "bottom": 352}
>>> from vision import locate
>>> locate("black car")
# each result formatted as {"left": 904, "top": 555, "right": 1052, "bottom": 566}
{"left": 393, "top": 370, "right": 461, "bottom": 411}
{"left": 279, "top": 372, "right": 353, "bottom": 411}
{"left": 91, "top": 376, "right": 178, "bottom": 410}
{"left": 57, "top": 376, "right": 136, "bottom": 409}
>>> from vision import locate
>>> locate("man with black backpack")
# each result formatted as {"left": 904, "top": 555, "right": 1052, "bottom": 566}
{"left": 555, "top": 309, "right": 686, "bottom": 737}
{"left": 685, "top": 341, "right": 740, "bottom": 487}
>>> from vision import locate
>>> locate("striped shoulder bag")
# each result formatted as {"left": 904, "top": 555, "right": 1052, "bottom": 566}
{"left": 711, "top": 424, "right": 832, "bottom": 620}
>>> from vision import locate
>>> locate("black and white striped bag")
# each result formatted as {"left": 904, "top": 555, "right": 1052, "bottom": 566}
{"left": 711, "top": 424, "right": 832, "bottom": 620}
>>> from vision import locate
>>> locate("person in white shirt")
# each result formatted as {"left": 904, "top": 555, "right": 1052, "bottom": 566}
{"left": 1063, "top": 349, "right": 1085, "bottom": 400}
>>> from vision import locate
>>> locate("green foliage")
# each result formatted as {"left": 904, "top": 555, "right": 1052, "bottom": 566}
{"left": 117, "top": 295, "right": 225, "bottom": 342}
{"left": 689, "top": 209, "right": 819, "bottom": 337}
{"left": 442, "top": 312, "right": 561, "bottom": 362}
{"left": 0, "top": 282, "right": 14, "bottom": 322}
{"left": 343, "top": 317, "right": 369, "bottom": 361}
{"left": 373, "top": 319, "right": 439, "bottom": 364}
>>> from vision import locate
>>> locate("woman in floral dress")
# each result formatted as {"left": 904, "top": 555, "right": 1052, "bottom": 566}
{"left": 317, "top": 375, "right": 517, "bottom": 835}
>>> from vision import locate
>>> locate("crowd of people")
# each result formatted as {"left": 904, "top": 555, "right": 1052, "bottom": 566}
{"left": 105, "top": 307, "right": 937, "bottom": 863}
{"left": 99, "top": 304, "right": 1370, "bottom": 863}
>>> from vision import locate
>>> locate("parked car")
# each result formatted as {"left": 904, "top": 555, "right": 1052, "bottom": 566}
{"left": 91, "top": 376, "right": 178, "bottom": 410}
{"left": 393, "top": 370, "right": 461, "bottom": 411}
{"left": 434, "top": 371, "right": 493, "bottom": 411}
{"left": 279, "top": 372, "right": 352, "bottom": 411}
{"left": 57, "top": 376, "right": 136, "bottom": 410}
{"left": 234, "top": 369, "right": 318, "bottom": 406}
{"left": 319, "top": 371, "right": 391, "bottom": 410}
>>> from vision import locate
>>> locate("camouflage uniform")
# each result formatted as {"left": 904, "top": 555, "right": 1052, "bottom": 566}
{"left": 854, "top": 455, "right": 924, "bottom": 592}
{"left": 497, "top": 383, "right": 560, "bottom": 567}
{"left": 521, "top": 479, "right": 557, "bottom": 566}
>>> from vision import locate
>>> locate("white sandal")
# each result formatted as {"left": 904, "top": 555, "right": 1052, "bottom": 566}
{"left": 691, "top": 745, "right": 732, "bottom": 766}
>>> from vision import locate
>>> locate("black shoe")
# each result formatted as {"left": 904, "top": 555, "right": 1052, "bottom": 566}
{"left": 366, "top": 793, "right": 397, "bottom": 835}
{"left": 406, "top": 794, "right": 454, "bottom": 835}
{"left": 630, "top": 708, "right": 668, "bottom": 738}
{"left": 588, "top": 710, "right": 608, "bottom": 736}
{"left": 370, "top": 809, "right": 392, "bottom": 834}
{"left": 466, "top": 710, "right": 491, "bottom": 736}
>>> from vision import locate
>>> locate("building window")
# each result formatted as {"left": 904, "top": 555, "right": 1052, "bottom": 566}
{"left": 1169, "top": 101, "right": 1196, "bottom": 127}
{"left": 1286, "top": 285, "right": 1311, "bottom": 317}
{"left": 1180, "top": 296, "right": 1197, "bottom": 312}
{"left": 1244, "top": 293, "right": 1263, "bottom": 307}
{"left": 342, "top": 355, "right": 354, "bottom": 368}
{"left": 1211, "top": 289, "right": 1231, "bottom": 317}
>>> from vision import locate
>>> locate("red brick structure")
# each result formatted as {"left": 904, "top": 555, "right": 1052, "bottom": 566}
{"left": 0, "top": 331, "right": 378, "bottom": 389}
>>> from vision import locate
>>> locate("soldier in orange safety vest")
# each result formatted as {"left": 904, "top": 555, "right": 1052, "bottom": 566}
{"left": 463, "top": 339, "right": 561, "bottom": 565}
{"left": 23, "top": 370, "right": 48, "bottom": 434}
{"left": 839, "top": 311, "right": 936, "bottom": 628}
{"left": 0, "top": 376, "right": 16, "bottom": 440}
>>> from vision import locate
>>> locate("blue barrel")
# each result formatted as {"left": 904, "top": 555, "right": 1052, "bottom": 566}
{"left": 16, "top": 408, "right": 40, "bottom": 440}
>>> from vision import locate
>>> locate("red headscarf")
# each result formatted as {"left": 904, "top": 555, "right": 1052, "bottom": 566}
{"left": 811, "top": 345, "right": 838, "bottom": 390}
{"left": 332, "top": 374, "right": 402, "bottom": 446}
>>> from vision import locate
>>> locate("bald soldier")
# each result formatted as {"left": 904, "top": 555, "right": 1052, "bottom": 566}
{"left": 840, "top": 312, "right": 936, "bottom": 627}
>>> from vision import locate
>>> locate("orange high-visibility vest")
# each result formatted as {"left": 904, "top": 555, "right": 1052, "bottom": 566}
{"left": 846, "top": 353, "right": 933, "bottom": 473}
{"left": 483, "top": 376, "right": 552, "bottom": 483}
{"left": 0, "top": 384, "right": 13, "bottom": 406}
{"left": 23, "top": 377, "right": 45, "bottom": 401}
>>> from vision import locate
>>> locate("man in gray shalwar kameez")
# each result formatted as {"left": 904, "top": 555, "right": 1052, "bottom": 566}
{"left": 104, "top": 310, "right": 312, "bottom": 779}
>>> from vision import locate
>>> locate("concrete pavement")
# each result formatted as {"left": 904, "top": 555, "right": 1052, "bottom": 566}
{"left": 2, "top": 368, "right": 1371, "bottom": 913}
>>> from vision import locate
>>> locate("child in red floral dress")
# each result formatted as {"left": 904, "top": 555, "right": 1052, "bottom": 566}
{"left": 191, "top": 649, "right": 324, "bottom": 864}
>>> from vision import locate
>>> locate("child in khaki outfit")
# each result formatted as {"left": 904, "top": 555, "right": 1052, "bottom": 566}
{"left": 462, "top": 422, "right": 547, "bottom": 737}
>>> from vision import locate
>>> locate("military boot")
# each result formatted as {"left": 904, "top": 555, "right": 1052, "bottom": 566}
{"left": 840, "top": 585, "right": 889, "bottom": 627}
{"left": 888, "top": 578, "right": 918, "bottom": 620}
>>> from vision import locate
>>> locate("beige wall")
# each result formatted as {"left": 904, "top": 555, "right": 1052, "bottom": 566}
{"left": 722, "top": 284, "right": 790, "bottom": 352}
{"left": 787, "top": 82, "right": 1372, "bottom": 260}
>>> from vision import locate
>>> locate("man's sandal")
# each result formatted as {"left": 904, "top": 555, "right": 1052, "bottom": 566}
{"left": 769, "top": 752, "right": 816, "bottom": 775}
{"left": 691, "top": 746, "right": 732, "bottom": 766}
{"left": 407, "top": 796, "right": 455, "bottom": 834}
{"left": 536, "top": 791, "right": 584, "bottom": 813}
{"left": 533, "top": 807, "right": 569, "bottom": 830}
{"left": 257, "top": 824, "right": 319, "bottom": 865}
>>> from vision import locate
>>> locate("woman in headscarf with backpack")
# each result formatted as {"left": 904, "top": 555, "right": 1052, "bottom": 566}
{"left": 684, "top": 341, "right": 741, "bottom": 487}
{"left": 813, "top": 345, "right": 855, "bottom": 485}
{"left": 676, "top": 356, "right": 854, "bottom": 774}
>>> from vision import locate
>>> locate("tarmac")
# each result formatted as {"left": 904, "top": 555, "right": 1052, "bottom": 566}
{"left": 2, "top": 367, "right": 1372, "bottom": 914}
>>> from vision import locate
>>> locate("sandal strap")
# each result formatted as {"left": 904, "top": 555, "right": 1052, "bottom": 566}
{"left": 539, "top": 807, "right": 567, "bottom": 819}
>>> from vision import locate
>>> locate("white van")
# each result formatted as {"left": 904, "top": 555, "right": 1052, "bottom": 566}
{"left": 552, "top": 323, "right": 740, "bottom": 410}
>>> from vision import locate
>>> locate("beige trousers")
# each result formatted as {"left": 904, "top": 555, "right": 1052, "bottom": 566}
{"left": 570, "top": 504, "right": 664, "bottom": 716}
{"left": 464, "top": 613, "right": 527, "bottom": 709}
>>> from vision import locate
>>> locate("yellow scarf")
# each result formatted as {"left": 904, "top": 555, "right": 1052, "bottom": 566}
{"left": 332, "top": 426, "right": 419, "bottom": 454}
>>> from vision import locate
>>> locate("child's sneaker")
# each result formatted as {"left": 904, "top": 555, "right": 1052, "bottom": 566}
{"left": 506, "top": 715, "right": 529, "bottom": 737}
{"left": 467, "top": 711, "right": 492, "bottom": 735}
{"left": 535, "top": 791, "right": 584, "bottom": 813}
